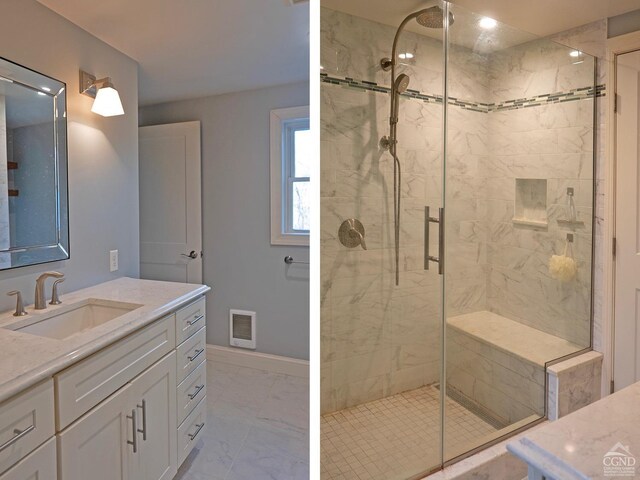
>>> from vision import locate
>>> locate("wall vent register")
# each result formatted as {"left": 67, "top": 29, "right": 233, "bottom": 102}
{"left": 230, "top": 309, "right": 256, "bottom": 349}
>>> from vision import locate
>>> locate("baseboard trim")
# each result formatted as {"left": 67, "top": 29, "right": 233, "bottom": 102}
{"left": 206, "top": 345, "right": 309, "bottom": 377}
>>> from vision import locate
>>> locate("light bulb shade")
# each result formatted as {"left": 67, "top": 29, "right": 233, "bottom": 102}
{"left": 91, "top": 86, "right": 124, "bottom": 117}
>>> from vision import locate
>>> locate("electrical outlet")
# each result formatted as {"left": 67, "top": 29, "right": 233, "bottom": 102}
{"left": 109, "top": 250, "right": 118, "bottom": 272}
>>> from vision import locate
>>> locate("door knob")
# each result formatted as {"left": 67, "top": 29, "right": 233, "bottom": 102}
{"left": 181, "top": 251, "right": 198, "bottom": 259}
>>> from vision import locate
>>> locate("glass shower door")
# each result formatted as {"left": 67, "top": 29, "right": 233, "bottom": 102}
{"left": 320, "top": 3, "right": 446, "bottom": 478}
{"left": 442, "top": 2, "right": 596, "bottom": 462}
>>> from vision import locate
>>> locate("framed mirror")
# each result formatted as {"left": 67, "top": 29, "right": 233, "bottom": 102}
{"left": 0, "top": 56, "right": 69, "bottom": 270}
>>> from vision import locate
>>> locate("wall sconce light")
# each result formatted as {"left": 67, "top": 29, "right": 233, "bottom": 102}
{"left": 79, "top": 69, "right": 124, "bottom": 117}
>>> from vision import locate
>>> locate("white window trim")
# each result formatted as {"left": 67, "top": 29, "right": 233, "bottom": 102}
{"left": 270, "top": 105, "right": 310, "bottom": 246}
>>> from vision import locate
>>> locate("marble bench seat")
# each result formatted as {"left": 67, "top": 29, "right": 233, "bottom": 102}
{"left": 446, "top": 311, "right": 582, "bottom": 426}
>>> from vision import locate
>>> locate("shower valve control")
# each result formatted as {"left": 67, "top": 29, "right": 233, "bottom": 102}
{"left": 338, "top": 219, "right": 367, "bottom": 250}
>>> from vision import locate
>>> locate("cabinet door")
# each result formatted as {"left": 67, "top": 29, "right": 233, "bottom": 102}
{"left": 129, "top": 352, "right": 177, "bottom": 480}
{"left": 58, "top": 384, "right": 133, "bottom": 480}
{"left": 0, "top": 437, "right": 56, "bottom": 480}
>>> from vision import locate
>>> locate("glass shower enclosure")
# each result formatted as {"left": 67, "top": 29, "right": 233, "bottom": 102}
{"left": 320, "top": 1, "right": 596, "bottom": 478}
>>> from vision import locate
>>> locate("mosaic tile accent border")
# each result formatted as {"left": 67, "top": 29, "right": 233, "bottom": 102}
{"left": 320, "top": 73, "right": 605, "bottom": 113}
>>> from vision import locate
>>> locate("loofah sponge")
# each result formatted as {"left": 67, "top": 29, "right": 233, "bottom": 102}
{"left": 549, "top": 254, "right": 577, "bottom": 282}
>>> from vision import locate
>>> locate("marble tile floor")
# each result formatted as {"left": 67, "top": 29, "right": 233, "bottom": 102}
{"left": 174, "top": 360, "right": 309, "bottom": 480}
{"left": 321, "top": 385, "right": 498, "bottom": 480}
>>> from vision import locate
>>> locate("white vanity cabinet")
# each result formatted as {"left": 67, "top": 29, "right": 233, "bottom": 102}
{"left": 0, "top": 438, "right": 56, "bottom": 480}
{"left": 54, "top": 295, "right": 206, "bottom": 480}
{"left": 174, "top": 297, "right": 207, "bottom": 464}
{"left": 57, "top": 381, "right": 133, "bottom": 480}
{"left": 58, "top": 352, "right": 177, "bottom": 480}
{"left": 0, "top": 290, "right": 207, "bottom": 480}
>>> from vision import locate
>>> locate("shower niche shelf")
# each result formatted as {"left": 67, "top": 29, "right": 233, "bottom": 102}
{"left": 557, "top": 219, "right": 585, "bottom": 228}
{"left": 512, "top": 178, "right": 548, "bottom": 228}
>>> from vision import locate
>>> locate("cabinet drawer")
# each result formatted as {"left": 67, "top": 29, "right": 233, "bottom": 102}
{"left": 175, "top": 297, "right": 205, "bottom": 345}
{"left": 0, "top": 380, "right": 54, "bottom": 475}
{"left": 176, "top": 327, "right": 206, "bottom": 383}
{"left": 0, "top": 437, "right": 56, "bottom": 480}
{"left": 177, "top": 396, "right": 206, "bottom": 466}
{"left": 177, "top": 360, "right": 206, "bottom": 425}
{"left": 55, "top": 314, "right": 176, "bottom": 430}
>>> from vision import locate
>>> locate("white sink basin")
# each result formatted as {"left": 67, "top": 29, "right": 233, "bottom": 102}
{"left": 2, "top": 298, "right": 143, "bottom": 340}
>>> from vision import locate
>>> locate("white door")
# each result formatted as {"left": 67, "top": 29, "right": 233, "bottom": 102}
{"left": 139, "top": 121, "right": 202, "bottom": 283}
{"left": 614, "top": 49, "right": 640, "bottom": 390}
{"left": 128, "top": 352, "right": 177, "bottom": 480}
{"left": 57, "top": 384, "right": 133, "bottom": 480}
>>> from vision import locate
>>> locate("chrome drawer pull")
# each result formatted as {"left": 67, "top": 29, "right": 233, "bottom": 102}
{"left": 188, "top": 422, "right": 204, "bottom": 441}
{"left": 127, "top": 409, "right": 138, "bottom": 453}
{"left": 0, "top": 425, "right": 34, "bottom": 453}
{"left": 188, "top": 384, "right": 205, "bottom": 400}
{"left": 187, "top": 314, "right": 204, "bottom": 326}
{"left": 137, "top": 399, "right": 147, "bottom": 441}
{"left": 188, "top": 348, "right": 204, "bottom": 363}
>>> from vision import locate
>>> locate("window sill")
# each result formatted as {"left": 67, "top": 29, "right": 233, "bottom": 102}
{"left": 271, "top": 233, "right": 309, "bottom": 247}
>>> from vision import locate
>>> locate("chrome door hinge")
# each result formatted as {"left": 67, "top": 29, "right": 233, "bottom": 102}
{"left": 613, "top": 237, "right": 617, "bottom": 257}
{"left": 614, "top": 93, "right": 619, "bottom": 114}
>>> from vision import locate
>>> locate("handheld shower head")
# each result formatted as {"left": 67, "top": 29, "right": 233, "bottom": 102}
{"left": 394, "top": 74, "right": 410, "bottom": 94}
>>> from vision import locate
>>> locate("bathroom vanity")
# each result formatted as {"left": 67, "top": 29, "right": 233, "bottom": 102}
{"left": 0, "top": 277, "right": 209, "bottom": 480}
{"left": 508, "top": 382, "right": 640, "bottom": 480}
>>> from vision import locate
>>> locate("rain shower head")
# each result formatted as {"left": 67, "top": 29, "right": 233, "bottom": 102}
{"left": 416, "top": 6, "right": 455, "bottom": 28}
{"left": 394, "top": 74, "right": 410, "bottom": 94}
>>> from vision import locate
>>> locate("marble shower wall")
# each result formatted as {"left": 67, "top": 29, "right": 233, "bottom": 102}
{"left": 322, "top": 7, "right": 449, "bottom": 414}
{"left": 549, "top": 19, "right": 608, "bottom": 377}
{"left": 321, "top": 6, "right": 597, "bottom": 414}
{"left": 484, "top": 39, "right": 595, "bottom": 347}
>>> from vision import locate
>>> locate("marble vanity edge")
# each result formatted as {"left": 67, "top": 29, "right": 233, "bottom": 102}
{"left": 0, "top": 280, "right": 210, "bottom": 405}
{"left": 507, "top": 437, "right": 590, "bottom": 480}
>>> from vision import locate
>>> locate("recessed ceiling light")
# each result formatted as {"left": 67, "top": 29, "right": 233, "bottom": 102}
{"left": 479, "top": 17, "right": 497, "bottom": 29}
{"left": 398, "top": 52, "right": 414, "bottom": 60}
{"left": 570, "top": 50, "right": 581, "bottom": 57}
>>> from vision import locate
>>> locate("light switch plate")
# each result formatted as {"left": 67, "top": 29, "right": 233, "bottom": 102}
{"left": 109, "top": 250, "right": 118, "bottom": 272}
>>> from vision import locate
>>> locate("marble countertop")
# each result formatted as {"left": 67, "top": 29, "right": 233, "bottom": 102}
{"left": 507, "top": 382, "right": 640, "bottom": 480}
{"left": 0, "top": 277, "right": 209, "bottom": 404}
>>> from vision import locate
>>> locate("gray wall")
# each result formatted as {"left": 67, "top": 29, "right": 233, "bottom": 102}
{"left": 140, "top": 82, "right": 310, "bottom": 360}
{"left": 0, "top": 0, "right": 140, "bottom": 310}
{"left": 608, "top": 9, "right": 640, "bottom": 38}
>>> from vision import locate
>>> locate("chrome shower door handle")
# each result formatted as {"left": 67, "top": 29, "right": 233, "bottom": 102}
{"left": 424, "top": 206, "right": 444, "bottom": 275}
{"left": 181, "top": 251, "right": 198, "bottom": 259}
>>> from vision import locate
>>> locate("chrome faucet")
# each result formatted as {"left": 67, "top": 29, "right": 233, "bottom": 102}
{"left": 7, "top": 291, "right": 27, "bottom": 316}
{"left": 35, "top": 272, "right": 64, "bottom": 310}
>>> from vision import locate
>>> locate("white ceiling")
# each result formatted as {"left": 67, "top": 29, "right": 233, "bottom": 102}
{"left": 322, "top": 0, "right": 640, "bottom": 38}
{"left": 37, "top": 0, "right": 310, "bottom": 106}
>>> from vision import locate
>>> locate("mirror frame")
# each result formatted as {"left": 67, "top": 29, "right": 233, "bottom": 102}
{"left": 0, "top": 56, "right": 69, "bottom": 270}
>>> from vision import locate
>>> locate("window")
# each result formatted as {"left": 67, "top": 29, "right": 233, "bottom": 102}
{"left": 270, "top": 106, "right": 310, "bottom": 245}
